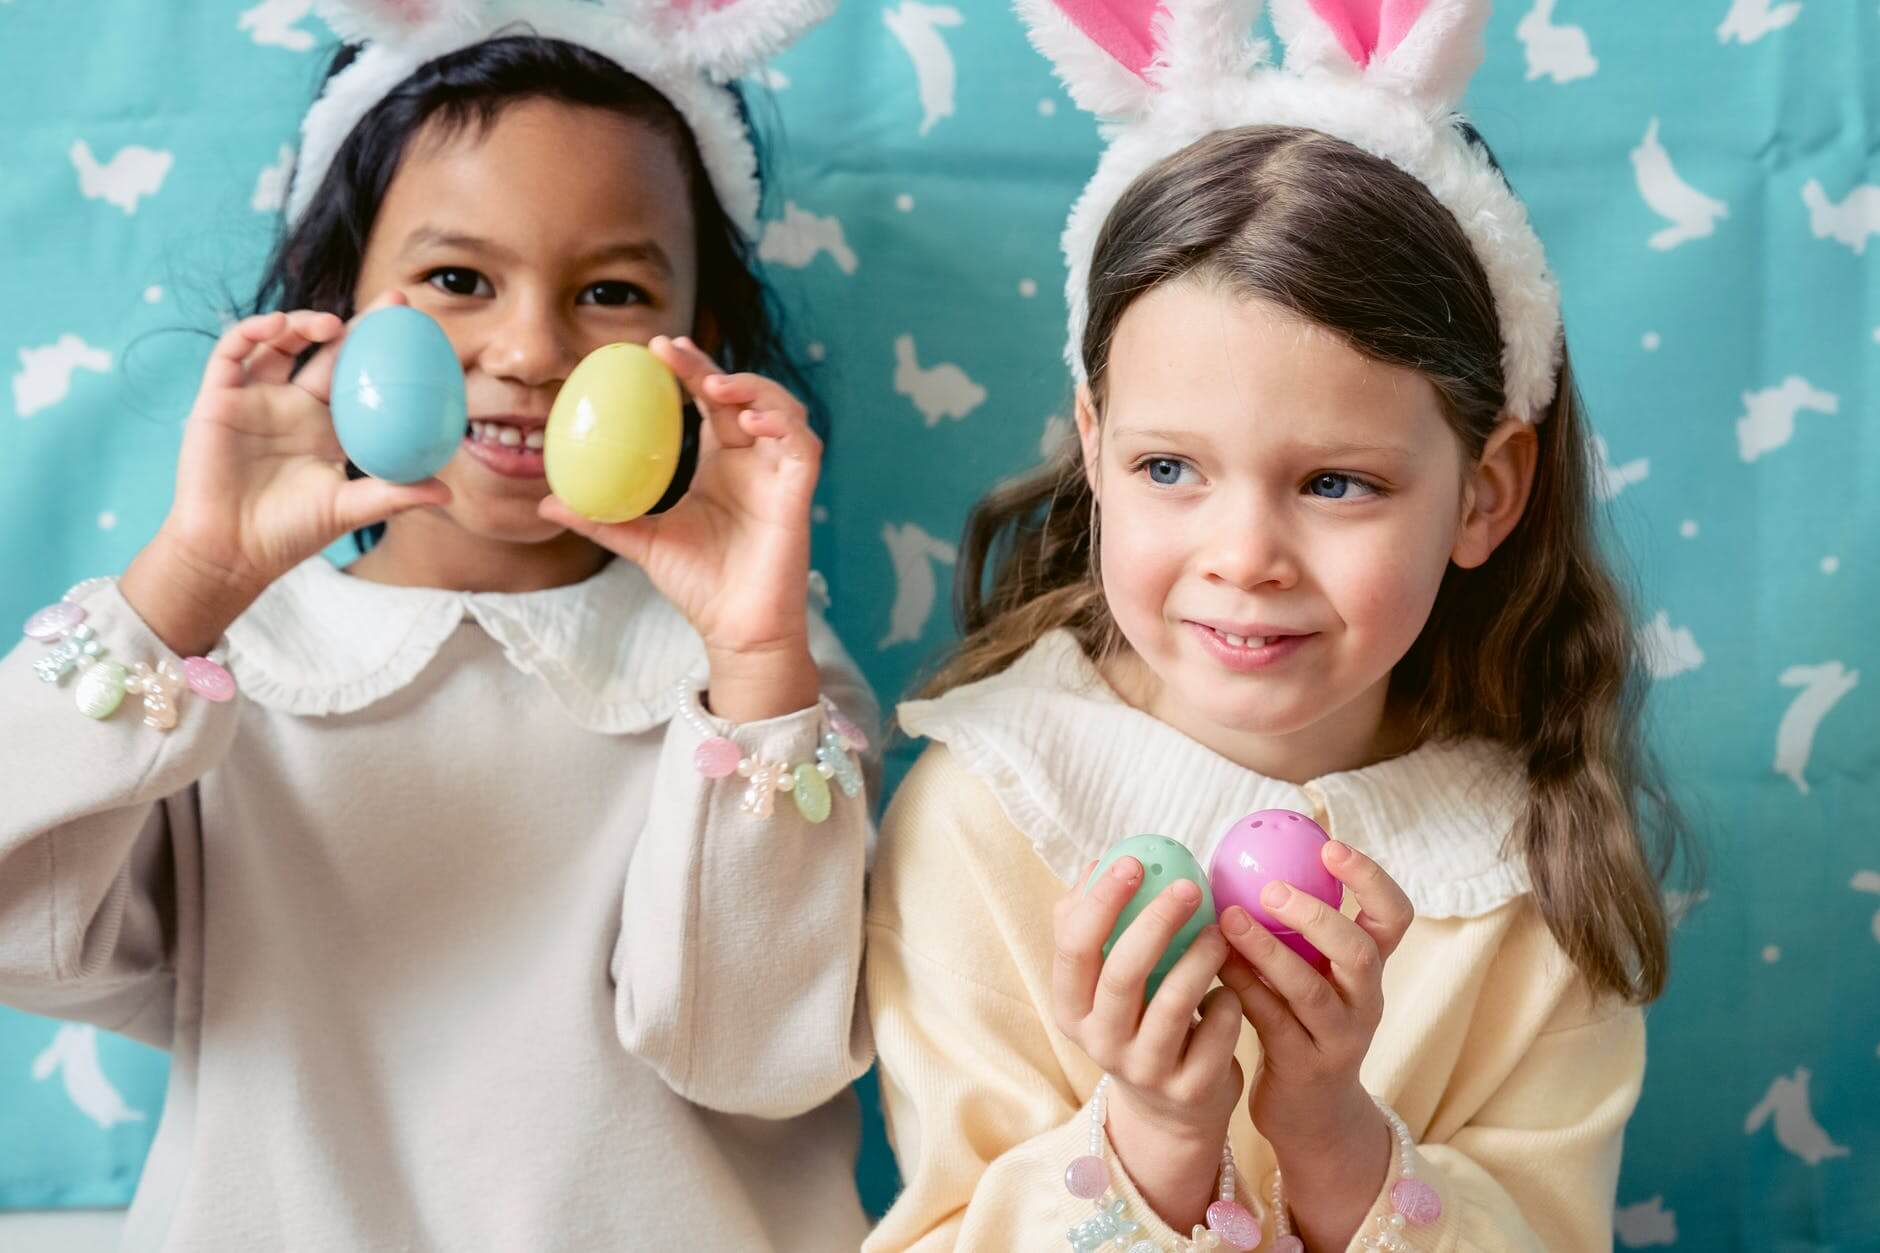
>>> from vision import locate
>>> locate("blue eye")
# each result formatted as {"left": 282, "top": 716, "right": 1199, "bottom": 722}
{"left": 1308, "top": 472, "right": 1377, "bottom": 499}
{"left": 1143, "top": 457, "right": 1194, "bottom": 486}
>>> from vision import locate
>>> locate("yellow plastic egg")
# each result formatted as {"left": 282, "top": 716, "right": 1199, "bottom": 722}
{"left": 545, "top": 342, "right": 684, "bottom": 523}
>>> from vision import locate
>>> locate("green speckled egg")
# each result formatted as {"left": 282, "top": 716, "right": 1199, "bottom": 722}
{"left": 1083, "top": 834, "right": 1216, "bottom": 1001}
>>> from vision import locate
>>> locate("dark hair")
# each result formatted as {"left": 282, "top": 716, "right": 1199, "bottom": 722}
{"left": 928, "top": 125, "right": 1691, "bottom": 1005}
{"left": 251, "top": 33, "right": 809, "bottom": 549}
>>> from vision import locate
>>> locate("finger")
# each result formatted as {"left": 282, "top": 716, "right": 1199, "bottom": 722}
{"left": 292, "top": 288, "right": 412, "bottom": 404}
{"left": 650, "top": 335, "right": 753, "bottom": 451}
{"left": 737, "top": 410, "right": 824, "bottom": 491}
{"left": 1323, "top": 841, "right": 1415, "bottom": 961}
{"left": 700, "top": 371, "right": 806, "bottom": 425}
{"left": 199, "top": 313, "right": 294, "bottom": 394}
{"left": 1133, "top": 925, "right": 1227, "bottom": 1071}
{"left": 1256, "top": 880, "right": 1380, "bottom": 1009}
{"left": 241, "top": 311, "right": 345, "bottom": 386}
{"left": 1219, "top": 902, "right": 1344, "bottom": 1043}
{"left": 1090, "top": 879, "right": 1204, "bottom": 1028}
{"left": 537, "top": 496, "right": 655, "bottom": 565}
{"left": 1218, "top": 947, "right": 1313, "bottom": 1058}
{"left": 1176, "top": 986, "right": 1248, "bottom": 1095}
{"left": 332, "top": 475, "right": 451, "bottom": 535}
{"left": 1050, "top": 857, "right": 1142, "bottom": 1029}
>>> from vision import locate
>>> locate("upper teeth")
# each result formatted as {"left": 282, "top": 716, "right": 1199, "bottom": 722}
{"left": 1216, "top": 629, "right": 1267, "bottom": 648}
{"left": 471, "top": 421, "right": 544, "bottom": 450}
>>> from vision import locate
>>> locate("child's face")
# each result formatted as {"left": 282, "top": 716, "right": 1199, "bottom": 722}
{"left": 353, "top": 99, "right": 701, "bottom": 546}
{"left": 1080, "top": 280, "right": 1482, "bottom": 777}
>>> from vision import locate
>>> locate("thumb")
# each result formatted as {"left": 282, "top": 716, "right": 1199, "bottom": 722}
{"left": 333, "top": 475, "right": 451, "bottom": 535}
{"left": 538, "top": 495, "right": 656, "bottom": 565}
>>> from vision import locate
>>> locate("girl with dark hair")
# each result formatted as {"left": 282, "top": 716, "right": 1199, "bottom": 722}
{"left": 0, "top": 4, "right": 878, "bottom": 1249}
{"left": 866, "top": 3, "right": 1687, "bottom": 1250}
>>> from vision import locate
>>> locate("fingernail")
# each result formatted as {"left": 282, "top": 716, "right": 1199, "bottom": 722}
{"left": 1172, "top": 880, "right": 1200, "bottom": 905}
{"left": 1221, "top": 907, "right": 1252, "bottom": 936}
{"left": 1262, "top": 882, "right": 1293, "bottom": 909}
{"left": 1110, "top": 858, "right": 1140, "bottom": 883}
{"left": 1326, "top": 841, "right": 1352, "bottom": 864}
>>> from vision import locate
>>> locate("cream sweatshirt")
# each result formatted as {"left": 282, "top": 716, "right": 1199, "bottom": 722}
{"left": 863, "top": 631, "right": 1645, "bottom": 1252}
{"left": 0, "top": 556, "right": 878, "bottom": 1251}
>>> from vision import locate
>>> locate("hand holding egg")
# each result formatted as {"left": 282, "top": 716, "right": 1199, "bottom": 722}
{"left": 538, "top": 335, "right": 825, "bottom": 707}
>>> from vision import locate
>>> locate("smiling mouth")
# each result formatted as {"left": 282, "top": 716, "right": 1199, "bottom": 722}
{"left": 466, "top": 419, "right": 546, "bottom": 451}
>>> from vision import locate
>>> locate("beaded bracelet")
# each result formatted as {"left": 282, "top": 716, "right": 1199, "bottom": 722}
{"left": 24, "top": 579, "right": 235, "bottom": 730}
{"left": 1270, "top": 1097, "right": 1441, "bottom": 1253}
{"left": 1063, "top": 1075, "right": 1263, "bottom": 1253}
{"left": 673, "top": 677, "right": 867, "bottom": 823}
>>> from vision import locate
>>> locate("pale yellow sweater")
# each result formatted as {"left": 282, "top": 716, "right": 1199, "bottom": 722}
{"left": 863, "top": 632, "right": 1644, "bottom": 1252}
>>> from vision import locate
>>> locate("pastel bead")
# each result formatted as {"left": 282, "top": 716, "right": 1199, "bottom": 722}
{"left": 694, "top": 736, "right": 742, "bottom": 779}
{"left": 183, "top": 657, "right": 236, "bottom": 702}
{"left": 24, "top": 602, "right": 85, "bottom": 641}
{"left": 1391, "top": 1178, "right": 1442, "bottom": 1225}
{"left": 75, "top": 661, "right": 129, "bottom": 719}
{"left": 1206, "top": 1199, "right": 1262, "bottom": 1249}
{"left": 1064, "top": 1153, "right": 1108, "bottom": 1199}
{"left": 1274, "top": 1238, "right": 1305, "bottom": 1253}
{"left": 792, "top": 762, "right": 832, "bottom": 823}
{"left": 827, "top": 707, "right": 869, "bottom": 753}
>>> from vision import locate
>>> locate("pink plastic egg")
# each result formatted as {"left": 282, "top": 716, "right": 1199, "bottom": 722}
{"left": 1208, "top": 809, "right": 1343, "bottom": 967}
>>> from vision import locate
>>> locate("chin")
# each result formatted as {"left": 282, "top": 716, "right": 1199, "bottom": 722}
{"left": 446, "top": 502, "right": 567, "bottom": 547}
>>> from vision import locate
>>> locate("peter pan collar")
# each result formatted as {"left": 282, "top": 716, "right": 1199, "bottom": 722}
{"left": 896, "top": 631, "right": 1531, "bottom": 919}
{"left": 225, "top": 555, "right": 844, "bottom": 735}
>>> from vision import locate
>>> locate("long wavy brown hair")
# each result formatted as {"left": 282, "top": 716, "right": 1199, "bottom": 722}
{"left": 923, "top": 126, "right": 1689, "bottom": 1004}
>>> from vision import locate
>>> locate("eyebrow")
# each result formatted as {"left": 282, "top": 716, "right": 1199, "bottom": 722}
{"left": 1112, "top": 426, "right": 1410, "bottom": 458}
{"left": 399, "top": 227, "right": 674, "bottom": 278}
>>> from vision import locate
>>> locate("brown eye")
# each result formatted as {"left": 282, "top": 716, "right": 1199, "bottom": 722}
{"left": 579, "top": 281, "right": 648, "bottom": 307}
{"left": 426, "top": 268, "right": 489, "bottom": 298}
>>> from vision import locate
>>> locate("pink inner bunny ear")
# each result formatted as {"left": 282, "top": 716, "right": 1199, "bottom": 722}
{"left": 1052, "top": 0, "right": 1167, "bottom": 79}
{"left": 1304, "top": 0, "right": 1425, "bottom": 65}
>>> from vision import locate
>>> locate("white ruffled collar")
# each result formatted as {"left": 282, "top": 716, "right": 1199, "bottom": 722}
{"left": 224, "top": 556, "right": 713, "bottom": 733}
{"left": 897, "top": 631, "right": 1532, "bottom": 919}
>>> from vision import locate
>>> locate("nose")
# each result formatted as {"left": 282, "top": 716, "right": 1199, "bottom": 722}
{"left": 1199, "top": 489, "right": 1299, "bottom": 592}
{"left": 477, "top": 289, "right": 580, "bottom": 388}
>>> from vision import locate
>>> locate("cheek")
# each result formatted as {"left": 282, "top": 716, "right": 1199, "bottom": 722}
{"left": 1321, "top": 519, "right": 1454, "bottom": 648}
{"left": 1097, "top": 495, "right": 1182, "bottom": 625}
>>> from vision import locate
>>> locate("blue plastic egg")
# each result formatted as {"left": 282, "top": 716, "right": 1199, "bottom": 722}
{"left": 329, "top": 306, "right": 466, "bottom": 484}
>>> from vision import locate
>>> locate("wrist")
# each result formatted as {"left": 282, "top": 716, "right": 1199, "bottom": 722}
{"left": 119, "top": 531, "right": 265, "bottom": 658}
{"left": 1268, "top": 1087, "right": 1391, "bottom": 1249}
{"left": 702, "top": 637, "right": 817, "bottom": 723}
{"left": 1105, "top": 1085, "right": 1230, "bottom": 1233}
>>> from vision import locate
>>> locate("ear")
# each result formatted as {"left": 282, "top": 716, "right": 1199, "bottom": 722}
{"left": 1073, "top": 383, "right": 1103, "bottom": 496}
{"left": 1451, "top": 416, "right": 1536, "bottom": 570}
{"left": 630, "top": 0, "right": 837, "bottom": 82}
{"left": 311, "top": 0, "right": 483, "bottom": 44}
{"left": 1016, "top": 0, "right": 1265, "bottom": 123}
{"left": 1268, "top": 0, "right": 1488, "bottom": 111}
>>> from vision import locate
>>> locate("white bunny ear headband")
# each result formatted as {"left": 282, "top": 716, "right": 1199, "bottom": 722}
{"left": 1019, "top": 0, "right": 1563, "bottom": 421}
{"left": 291, "top": 0, "right": 835, "bottom": 236}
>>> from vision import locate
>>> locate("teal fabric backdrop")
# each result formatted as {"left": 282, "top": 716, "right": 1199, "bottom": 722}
{"left": 2, "top": 2, "right": 1876, "bottom": 1248}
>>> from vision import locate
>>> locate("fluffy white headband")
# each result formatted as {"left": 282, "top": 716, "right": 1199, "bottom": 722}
{"left": 292, "top": 0, "right": 835, "bottom": 237}
{"left": 1018, "top": 0, "right": 1563, "bottom": 421}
